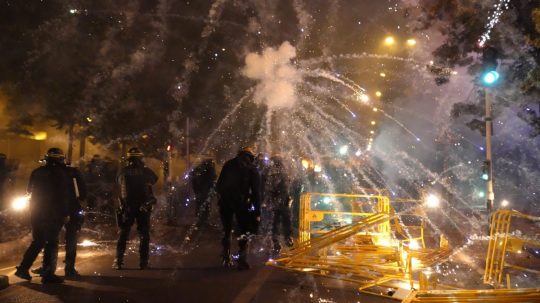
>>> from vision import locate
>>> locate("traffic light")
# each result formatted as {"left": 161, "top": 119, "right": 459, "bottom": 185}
{"left": 481, "top": 46, "right": 499, "bottom": 86}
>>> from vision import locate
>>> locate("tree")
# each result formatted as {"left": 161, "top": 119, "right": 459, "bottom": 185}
{"left": 414, "top": 0, "right": 540, "bottom": 136}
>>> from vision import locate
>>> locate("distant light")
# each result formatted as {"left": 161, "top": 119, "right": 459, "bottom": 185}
{"left": 367, "top": 144, "right": 372, "bottom": 151}
{"left": 301, "top": 159, "right": 310, "bottom": 169}
{"left": 355, "top": 149, "right": 362, "bottom": 157}
{"left": 371, "top": 121, "right": 376, "bottom": 125}
{"left": 339, "top": 145, "right": 349, "bottom": 155}
{"left": 11, "top": 195, "right": 30, "bottom": 211}
{"left": 375, "top": 91, "right": 382, "bottom": 97}
{"left": 369, "top": 138, "right": 373, "bottom": 142}
{"left": 79, "top": 239, "right": 99, "bottom": 247}
{"left": 86, "top": 117, "right": 93, "bottom": 122}
{"left": 370, "top": 130, "right": 375, "bottom": 134}
{"left": 478, "top": 191, "right": 485, "bottom": 198}
{"left": 323, "top": 197, "right": 332, "bottom": 204}
{"left": 482, "top": 71, "right": 499, "bottom": 85}
{"left": 373, "top": 107, "right": 378, "bottom": 112}
{"left": 406, "top": 38, "right": 417, "bottom": 46}
{"left": 69, "top": 9, "right": 79, "bottom": 14}
{"left": 482, "top": 173, "right": 489, "bottom": 181}
{"left": 142, "top": 134, "right": 149, "bottom": 139}
{"left": 380, "top": 72, "right": 386, "bottom": 78}
{"left": 425, "top": 194, "right": 440, "bottom": 208}
{"left": 33, "top": 132, "right": 47, "bottom": 141}
{"left": 501, "top": 199, "right": 510, "bottom": 207}
{"left": 357, "top": 93, "right": 369, "bottom": 103}
{"left": 384, "top": 36, "right": 395, "bottom": 46}
{"left": 166, "top": 145, "right": 172, "bottom": 152}
{"left": 416, "top": 137, "right": 421, "bottom": 142}
{"left": 313, "top": 164, "right": 322, "bottom": 172}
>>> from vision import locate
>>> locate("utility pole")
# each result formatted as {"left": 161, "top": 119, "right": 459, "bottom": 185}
{"left": 480, "top": 45, "right": 499, "bottom": 218}
{"left": 484, "top": 89, "right": 494, "bottom": 214}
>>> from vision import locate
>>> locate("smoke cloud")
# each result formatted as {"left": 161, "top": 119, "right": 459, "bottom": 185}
{"left": 242, "top": 41, "right": 300, "bottom": 110}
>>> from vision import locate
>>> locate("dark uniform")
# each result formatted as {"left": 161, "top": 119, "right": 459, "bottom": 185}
{"left": 190, "top": 159, "right": 217, "bottom": 224}
{"left": 114, "top": 148, "right": 158, "bottom": 270}
{"left": 63, "top": 166, "right": 87, "bottom": 276}
{"left": 216, "top": 148, "right": 260, "bottom": 270}
{"left": 31, "top": 165, "right": 87, "bottom": 278}
{"left": 264, "top": 156, "right": 293, "bottom": 254}
{"left": 15, "top": 148, "right": 69, "bottom": 283}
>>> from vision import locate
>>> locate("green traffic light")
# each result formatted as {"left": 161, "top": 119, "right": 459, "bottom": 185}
{"left": 482, "top": 71, "right": 499, "bottom": 85}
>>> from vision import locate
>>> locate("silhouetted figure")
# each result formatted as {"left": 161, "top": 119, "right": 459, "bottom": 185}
{"left": 190, "top": 159, "right": 217, "bottom": 225}
{"left": 113, "top": 148, "right": 158, "bottom": 270}
{"left": 216, "top": 147, "right": 260, "bottom": 270}
{"left": 15, "top": 148, "right": 70, "bottom": 283}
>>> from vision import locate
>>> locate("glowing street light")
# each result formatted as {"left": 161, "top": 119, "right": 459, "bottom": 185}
{"left": 380, "top": 72, "right": 386, "bottom": 78}
{"left": 339, "top": 145, "right": 349, "bottom": 155}
{"left": 357, "top": 93, "right": 370, "bottom": 103}
{"left": 375, "top": 91, "right": 382, "bottom": 97}
{"left": 11, "top": 195, "right": 30, "bottom": 211}
{"left": 384, "top": 36, "right": 395, "bottom": 46}
{"left": 370, "top": 121, "right": 376, "bottom": 125}
{"left": 501, "top": 199, "right": 509, "bottom": 207}
{"left": 425, "top": 194, "right": 440, "bottom": 208}
{"left": 406, "top": 38, "right": 417, "bottom": 47}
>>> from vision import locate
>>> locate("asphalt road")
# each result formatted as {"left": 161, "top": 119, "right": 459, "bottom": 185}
{"left": 0, "top": 222, "right": 394, "bottom": 303}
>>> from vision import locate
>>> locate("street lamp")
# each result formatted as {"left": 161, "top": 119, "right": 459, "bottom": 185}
{"left": 339, "top": 145, "right": 349, "bottom": 155}
{"left": 384, "top": 36, "right": 395, "bottom": 46}
{"left": 406, "top": 39, "right": 417, "bottom": 47}
{"left": 425, "top": 194, "right": 440, "bottom": 208}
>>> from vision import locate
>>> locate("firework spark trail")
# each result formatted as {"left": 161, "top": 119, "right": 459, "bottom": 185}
{"left": 478, "top": 0, "right": 511, "bottom": 47}
{"left": 299, "top": 52, "right": 418, "bottom": 66}
{"left": 386, "top": 104, "right": 483, "bottom": 149}
{"left": 290, "top": 118, "right": 336, "bottom": 193}
{"left": 302, "top": 69, "right": 365, "bottom": 95}
{"left": 169, "top": 0, "right": 228, "bottom": 138}
{"left": 298, "top": 96, "right": 369, "bottom": 149}
{"left": 379, "top": 109, "right": 422, "bottom": 142}
{"left": 293, "top": 102, "right": 387, "bottom": 194}
{"left": 292, "top": 0, "right": 313, "bottom": 52}
{"left": 199, "top": 89, "right": 253, "bottom": 155}
{"left": 388, "top": 148, "right": 483, "bottom": 230}
{"left": 307, "top": 83, "right": 357, "bottom": 118}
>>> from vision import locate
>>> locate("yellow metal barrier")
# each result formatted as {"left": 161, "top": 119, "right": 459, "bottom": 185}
{"left": 484, "top": 209, "right": 540, "bottom": 287}
{"left": 299, "top": 192, "right": 391, "bottom": 242}
{"left": 272, "top": 193, "right": 540, "bottom": 302}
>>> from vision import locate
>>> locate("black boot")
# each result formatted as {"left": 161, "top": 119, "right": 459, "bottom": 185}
{"left": 112, "top": 259, "right": 123, "bottom": 270}
{"left": 31, "top": 267, "right": 44, "bottom": 276}
{"left": 65, "top": 267, "right": 81, "bottom": 278}
{"left": 14, "top": 266, "right": 32, "bottom": 281}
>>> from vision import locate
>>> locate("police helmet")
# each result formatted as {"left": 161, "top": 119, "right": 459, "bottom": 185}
{"left": 45, "top": 147, "right": 66, "bottom": 164}
{"left": 126, "top": 147, "right": 144, "bottom": 158}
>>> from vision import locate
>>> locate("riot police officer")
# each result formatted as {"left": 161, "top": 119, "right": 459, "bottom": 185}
{"left": 31, "top": 162, "right": 87, "bottom": 278}
{"left": 14, "top": 148, "right": 70, "bottom": 283}
{"left": 216, "top": 147, "right": 260, "bottom": 270}
{"left": 264, "top": 156, "right": 293, "bottom": 255}
{"left": 113, "top": 148, "right": 158, "bottom": 270}
{"left": 190, "top": 159, "right": 217, "bottom": 225}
